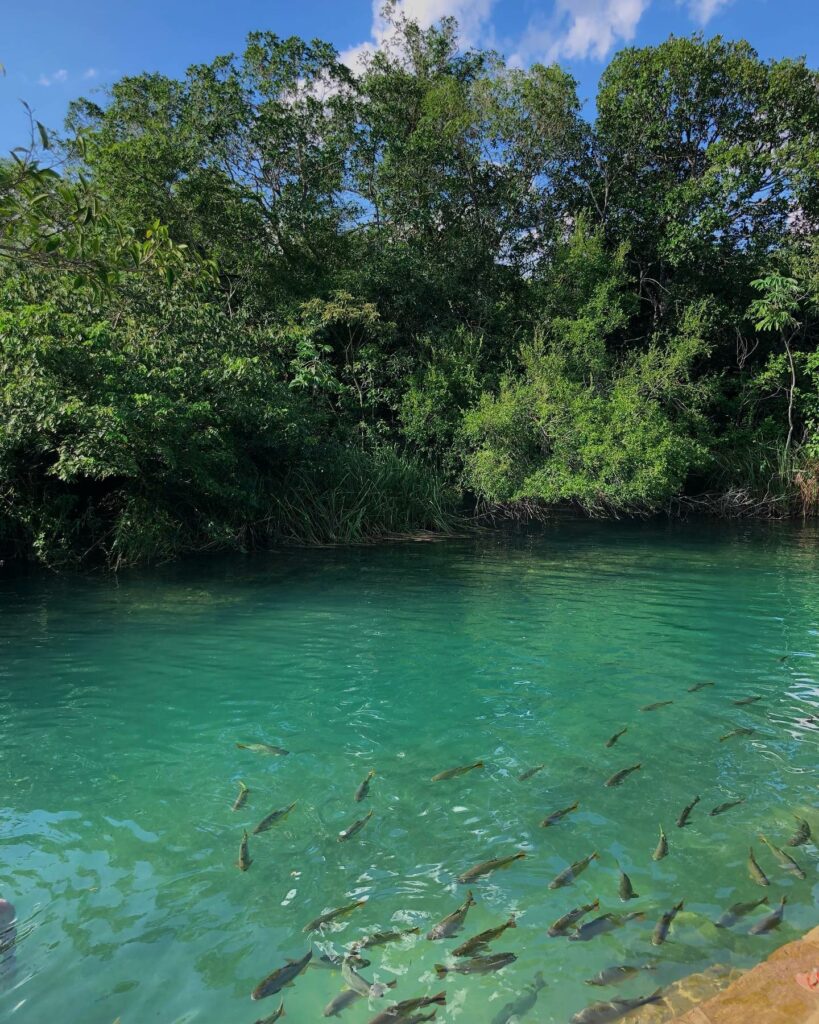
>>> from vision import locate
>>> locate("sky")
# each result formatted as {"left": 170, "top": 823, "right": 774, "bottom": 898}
{"left": 1, "top": 0, "right": 817, "bottom": 152}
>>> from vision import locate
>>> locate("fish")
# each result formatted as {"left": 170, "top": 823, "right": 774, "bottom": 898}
{"left": 489, "top": 972, "right": 546, "bottom": 1024}
{"left": 237, "top": 742, "right": 289, "bottom": 756}
{"left": 715, "top": 897, "right": 769, "bottom": 929}
{"left": 719, "top": 727, "right": 754, "bottom": 742}
{"left": 758, "top": 833, "right": 806, "bottom": 879}
{"left": 676, "top": 795, "right": 700, "bottom": 828}
{"left": 748, "top": 846, "right": 770, "bottom": 887}
{"left": 342, "top": 956, "right": 398, "bottom": 998}
{"left": 431, "top": 761, "right": 483, "bottom": 782}
{"left": 354, "top": 927, "right": 420, "bottom": 950}
{"left": 779, "top": 655, "right": 789, "bottom": 662}
{"left": 366, "top": 992, "right": 446, "bottom": 1024}
{"left": 787, "top": 816, "right": 811, "bottom": 847}
{"left": 688, "top": 682, "right": 715, "bottom": 692}
{"left": 456, "top": 851, "right": 526, "bottom": 884}
{"left": 709, "top": 798, "right": 745, "bottom": 816}
{"left": 604, "top": 764, "right": 641, "bottom": 788}
{"left": 618, "top": 868, "right": 639, "bottom": 901}
{"left": 518, "top": 764, "right": 545, "bottom": 781}
{"left": 253, "top": 802, "right": 297, "bottom": 835}
{"left": 570, "top": 990, "right": 664, "bottom": 1024}
{"left": 541, "top": 801, "right": 579, "bottom": 826}
{"left": 338, "top": 810, "right": 374, "bottom": 842}
{"left": 653, "top": 825, "right": 668, "bottom": 861}
{"left": 605, "top": 727, "right": 628, "bottom": 748}
{"left": 313, "top": 950, "right": 371, "bottom": 970}
{"left": 569, "top": 912, "right": 645, "bottom": 942}
{"left": 452, "top": 916, "right": 516, "bottom": 956}
{"left": 303, "top": 900, "right": 367, "bottom": 934}
{"left": 255, "top": 1001, "right": 286, "bottom": 1023}
{"left": 548, "top": 899, "right": 600, "bottom": 937}
{"left": 651, "top": 901, "right": 683, "bottom": 946}
{"left": 585, "top": 964, "right": 654, "bottom": 987}
{"left": 426, "top": 891, "right": 476, "bottom": 940}
{"left": 355, "top": 771, "right": 376, "bottom": 803}
{"left": 733, "top": 696, "right": 761, "bottom": 706}
{"left": 434, "top": 952, "right": 516, "bottom": 976}
{"left": 251, "top": 950, "right": 312, "bottom": 1000}
{"left": 548, "top": 852, "right": 599, "bottom": 890}
{"left": 232, "top": 780, "right": 249, "bottom": 811}
{"left": 323, "top": 989, "right": 363, "bottom": 1017}
{"left": 640, "top": 701, "right": 674, "bottom": 712}
{"left": 237, "top": 829, "right": 252, "bottom": 871}
{"left": 749, "top": 896, "right": 787, "bottom": 935}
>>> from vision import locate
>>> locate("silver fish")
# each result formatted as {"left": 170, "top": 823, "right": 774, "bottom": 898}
{"left": 452, "top": 916, "right": 516, "bottom": 957}
{"left": 759, "top": 833, "right": 806, "bottom": 879}
{"left": 605, "top": 727, "right": 627, "bottom": 748}
{"left": 355, "top": 771, "right": 376, "bottom": 803}
{"left": 426, "top": 892, "right": 475, "bottom": 940}
{"left": 652, "top": 825, "right": 668, "bottom": 861}
{"left": 237, "top": 742, "right": 289, "bottom": 756}
{"left": 604, "top": 764, "right": 641, "bottom": 787}
{"left": 541, "top": 801, "right": 579, "bottom": 826}
{"left": 236, "top": 829, "right": 252, "bottom": 871}
{"left": 323, "top": 989, "right": 362, "bottom": 1017}
{"left": 715, "top": 897, "right": 768, "bottom": 929}
{"left": 490, "top": 972, "right": 546, "bottom": 1024}
{"left": 549, "top": 852, "right": 599, "bottom": 889}
{"left": 651, "top": 901, "right": 683, "bottom": 946}
{"left": 457, "top": 851, "right": 526, "bottom": 884}
{"left": 710, "top": 798, "right": 745, "bottom": 816}
{"left": 548, "top": 899, "right": 599, "bottom": 937}
{"left": 787, "top": 816, "right": 811, "bottom": 847}
{"left": 254, "top": 1000, "right": 286, "bottom": 1023}
{"left": 253, "top": 802, "right": 297, "bottom": 835}
{"left": 676, "top": 795, "right": 700, "bottom": 828}
{"left": 304, "top": 900, "right": 367, "bottom": 934}
{"left": 749, "top": 896, "right": 786, "bottom": 935}
{"left": 338, "top": 810, "right": 374, "bottom": 842}
{"left": 232, "top": 780, "right": 249, "bottom": 811}
{"left": 252, "top": 950, "right": 312, "bottom": 1000}
{"left": 431, "top": 761, "right": 483, "bottom": 782}
{"left": 570, "top": 990, "right": 664, "bottom": 1023}
{"left": 569, "top": 912, "right": 645, "bottom": 942}
{"left": 366, "top": 992, "right": 446, "bottom": 1024}
{"left": 434, "top": 952, "right": 516, "bottom": 976}
{"left": 585, "top": 964, "right": 654, "bottom": 987}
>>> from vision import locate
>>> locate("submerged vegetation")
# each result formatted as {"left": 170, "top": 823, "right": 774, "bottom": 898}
{"left": 1, "top": 8, "right": 819, "bottom": 565}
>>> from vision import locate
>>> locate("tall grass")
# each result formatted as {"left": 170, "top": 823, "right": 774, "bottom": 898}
{"left": 257, "top": 447, "right": 462, "bottom": 546}
{"left": 678, "top": 442, "right": 819, "bottom": 519}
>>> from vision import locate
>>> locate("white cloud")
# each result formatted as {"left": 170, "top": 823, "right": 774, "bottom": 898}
{"left": 511, "top": 0, "right": 651, "bottom": 66}
{"left": 686, "top": 0, "right": 733, "bottom": 22}
{"left": 340, "top": 0, "right": 495, "bottom": 71}
{"left": 341, "top": 0, "right": 659, "bottom": 74}
{"left": 37, "top": 68, "right": 68, "bottom": 87}
{"left": 82, "top": 67, "right": 98, "bottom": 80}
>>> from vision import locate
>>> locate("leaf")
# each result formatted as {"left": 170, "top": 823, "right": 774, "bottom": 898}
{"left": 36, "top": 121, "right": 50, "bottom": 150}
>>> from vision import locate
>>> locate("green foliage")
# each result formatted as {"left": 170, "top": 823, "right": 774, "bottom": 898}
{"left": 2, "top": 17, "right": 819, "bottom": 564}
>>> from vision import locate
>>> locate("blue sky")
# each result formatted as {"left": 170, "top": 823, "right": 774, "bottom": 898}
{"left": 2, "top": 0, "right": 817, "bottom": 152}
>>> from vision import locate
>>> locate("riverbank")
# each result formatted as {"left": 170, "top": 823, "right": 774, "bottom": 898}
{"left": 663, "top": 926, "right": 819, "bottom": 1024}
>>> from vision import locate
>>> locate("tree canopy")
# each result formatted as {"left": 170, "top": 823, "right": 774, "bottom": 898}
{"left": 2, "top": 15, "right": 818, "bottom": 565}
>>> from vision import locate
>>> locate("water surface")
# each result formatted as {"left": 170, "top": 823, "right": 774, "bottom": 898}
{"left": 1, "top": 522, "right": 818, "bottom": 1023}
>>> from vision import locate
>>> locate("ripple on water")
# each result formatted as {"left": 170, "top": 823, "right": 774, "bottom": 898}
{"left": 0, "top": 522, "right": 817, "bottom": 1022}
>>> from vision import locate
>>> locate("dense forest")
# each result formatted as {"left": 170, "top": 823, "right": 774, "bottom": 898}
{"left": 1, "top": 10, "right": 818, "bottom": 567}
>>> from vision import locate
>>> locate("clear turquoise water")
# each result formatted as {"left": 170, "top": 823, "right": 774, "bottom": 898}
{"left": 1, "top": 522, "right": 817, "bottom": 1024}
